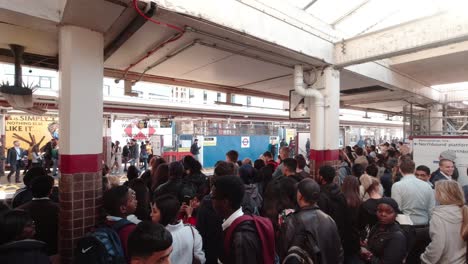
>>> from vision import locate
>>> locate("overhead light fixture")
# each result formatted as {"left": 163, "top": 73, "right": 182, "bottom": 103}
{"left": 462, "top": 101, "right": 468, "bottom": 105}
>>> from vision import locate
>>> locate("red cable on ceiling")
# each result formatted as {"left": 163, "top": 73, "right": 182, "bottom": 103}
{"left": 132, "top": 0, "right": 184, "bottom": 33}
{"left": 122, "top": 0, "right": 186, "bottom": 76}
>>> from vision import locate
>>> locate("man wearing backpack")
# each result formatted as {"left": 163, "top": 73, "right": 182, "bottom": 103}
{"left": 103, "top": 186, "right": 139, "bottom": 260}
{"left": 278, "top": 178, "right": 344, "bottom": 264}
{"left": 212, "top": 175, "right": 275, "bottom": 264}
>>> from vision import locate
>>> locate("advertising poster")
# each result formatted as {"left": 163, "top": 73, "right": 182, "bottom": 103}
{"left": 5, "top": 115, "right": 58, "bottom": 150}
{"left": 412, "top": 136, "right": 468, "bottom": 186}
{"left": 111, "top": 119, "right": 173, "bottom": 147}
{"left": 285, "top": 129, "right": 296, "bottom": 144}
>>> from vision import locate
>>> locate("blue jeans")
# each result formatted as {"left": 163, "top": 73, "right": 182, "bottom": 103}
{"left": 140, "top": 156, "right": 148, "bottom": 171}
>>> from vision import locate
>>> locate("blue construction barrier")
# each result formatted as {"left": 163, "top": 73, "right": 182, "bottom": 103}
{"left": 203, "top": 135, "right": 270, "bottom": 168}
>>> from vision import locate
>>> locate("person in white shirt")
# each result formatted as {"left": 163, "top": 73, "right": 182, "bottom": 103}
{"left": 151, "top": 194, "right": 205, "bottom": 264}
{"left": 392, "top": 156, "right": 435, "bottom": 264}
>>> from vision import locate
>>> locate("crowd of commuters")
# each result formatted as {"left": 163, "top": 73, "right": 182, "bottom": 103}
{"left": 0, "top": 138, "right": 468, "bottom": 264}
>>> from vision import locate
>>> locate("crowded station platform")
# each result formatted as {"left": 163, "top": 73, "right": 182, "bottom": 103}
{"left": 1, "top": 0, "right": 468, "bottom": 263}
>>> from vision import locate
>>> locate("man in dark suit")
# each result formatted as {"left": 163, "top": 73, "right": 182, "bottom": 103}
{"left": 18, "top": 175, "right": 59, "bottom": 256}
{"left": 6, "top": 140, "right": 24, "bottom": 183}
{"left": 430, "top": 159, "right": 455, "bottom": 185}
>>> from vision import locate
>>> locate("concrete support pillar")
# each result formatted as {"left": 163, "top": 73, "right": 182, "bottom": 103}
{"left": 103, "top": 116, "right": 112, "bottom": 168}
{"left": 309, "top": 68, "right": 340, "bottom": 177}
{"left": 430, "top": 104, "right": 443, "bottom": 135}
{"left": 58, "top": 25, "right": 104, "bottom": 262}
{"left": 0, "top": 112, "right": 5, "bottom": 176}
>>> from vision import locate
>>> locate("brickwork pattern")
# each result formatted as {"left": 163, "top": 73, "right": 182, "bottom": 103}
{"left": 59, "top": 172, "right": 102, "bottom": 263}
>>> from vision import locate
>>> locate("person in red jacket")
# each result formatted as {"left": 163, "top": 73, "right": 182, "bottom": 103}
{"left": 262, "top": 151, "right": 278, "bottom": 170}
{"left": 103, "top": 186, "right": 139, "bottom": 261}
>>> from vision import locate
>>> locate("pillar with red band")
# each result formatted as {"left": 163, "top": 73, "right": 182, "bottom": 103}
{"left": 58, "top": 25, "right": 104, "bottom": 262}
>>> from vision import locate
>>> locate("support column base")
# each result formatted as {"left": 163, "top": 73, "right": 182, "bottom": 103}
{"left": 309, "top": 149, "right": 340, "bottom": 178}
{"left": 59, "top": 154, "right": 102, "bottom": 262}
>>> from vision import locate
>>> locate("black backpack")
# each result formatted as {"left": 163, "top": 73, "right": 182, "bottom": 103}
{"left": 282, "top": 216, "right": 321, "bottom": 264}
{"left": 73, "top": 219, "right": 133, "bottom": 264}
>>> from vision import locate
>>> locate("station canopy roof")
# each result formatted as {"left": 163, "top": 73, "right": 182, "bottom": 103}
{"left": 286, "top": 0, "right": 466, "bottom": 38}
{"left": 0, "top": 0, "right": 468, "bottom": 116}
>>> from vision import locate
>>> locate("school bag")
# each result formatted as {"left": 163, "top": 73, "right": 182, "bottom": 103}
{"left": 224, "top": 214, "right": 275, "bottom": 264}
{"left": 73, "top": 219, "right": 133, "bottom": 264}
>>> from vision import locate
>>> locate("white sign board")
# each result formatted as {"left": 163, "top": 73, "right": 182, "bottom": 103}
{"left": 150, "top": 135, "right": 164, "bottom": 156}
{"left": 241, "top": 136, "right": 250, "bottom": 148}
{"left": 412, "top": 137, "right": 468, "bottom": 186}
{"left": 204, "top": 136, "right": 217, "bottom": 146}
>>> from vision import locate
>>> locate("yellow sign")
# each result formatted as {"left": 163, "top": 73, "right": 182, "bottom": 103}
{"left": 204, "top": 137, "right": 217, "bottom": 147}
{"left": 5, "top": 115, "right": 59, "bottom": 150}
{"left": 285, "top": 129, "right": 296, "bottom": 144}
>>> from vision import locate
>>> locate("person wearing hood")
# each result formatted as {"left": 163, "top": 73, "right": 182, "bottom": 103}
{"left": 317, "top": 165, "right": 355, "bottom": 259}
{"left": 430, "top": 150, "right": 459, "bottom": 183}
{"left": 421, "top": 180, "right": 467, "bottom": 264}
{"left": 239, "top": 164, "right": 263, "bottom": 215}
{"left": 0, "top": 210, "right": 50, "bottom": 264}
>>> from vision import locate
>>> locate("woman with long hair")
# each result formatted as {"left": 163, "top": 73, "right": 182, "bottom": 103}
{"left": 342, "top": 175, "right": 362, "bottom": 209}
{"left": 421, "top": 180, "right": 467, "bottom": 263}
{"left": 341, "top": 176, "right": 362, "bottom": 263}
{"left": 151, "top": 194, "right": 205, "bottom": 264}
{"left": 151, "top": 163, "right": 169, "bottom": 193}
{"left": 140, "top": 157, "right": 166, "bottom": 190}
{"left": 358, "top": 177, "right": 382, "bottom": 239}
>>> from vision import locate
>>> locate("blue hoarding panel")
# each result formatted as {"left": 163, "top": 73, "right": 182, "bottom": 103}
{"left": 203, "top": 135, "right": 270, "bottom": 168}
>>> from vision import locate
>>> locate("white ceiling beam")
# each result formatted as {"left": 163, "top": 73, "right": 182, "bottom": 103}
{"left": 334, "top": 11, "right": 468, "bottom": 67}
{"left": 341, "top": 90, "right": 410, "bottom": 105}
{"left": 390, "top": 40, "right": 468, "bottom": 65}
{"left": 344, "top": 61, "right": 441, "bottom": 102}
{"left": 0, "top": 0, "right": 66, "bottom": 22}
{"left": 151, "top": 0, "right": 337, "bottom": 63}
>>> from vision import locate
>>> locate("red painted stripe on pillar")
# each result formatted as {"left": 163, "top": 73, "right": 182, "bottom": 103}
{"left": 60, "top": 154, "right": 102, "bottom": 174}
{"left": 309, "top": 149, "right": 340, "bottom": 162}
